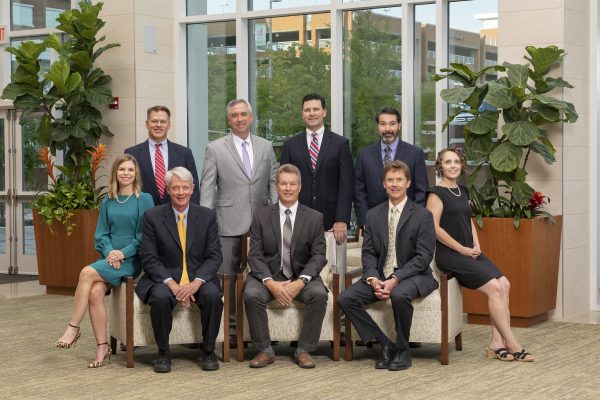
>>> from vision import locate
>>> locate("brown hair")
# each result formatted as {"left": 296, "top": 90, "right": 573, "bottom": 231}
{"left": 108, "top": 154, "right": 142, "bottom": 199}
{"left": 276, "top": 163, "right": 302, "bottom": 184}
{"left": 434, "top": 147, "right": 467, "bottom": 177}
{"left": 383, "top": 160, "right": 411, "bottom": 181}
{"left": 146, "top": 105, "right": 171, "bottom": 120}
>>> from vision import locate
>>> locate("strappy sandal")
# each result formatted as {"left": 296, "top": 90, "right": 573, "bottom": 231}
{"left": 512, "top": 349, "right": 535, "bottom": 362}
{"left": 54, "top": 323, "right": 81, "bottom": 348}
{"left": 485, "top": 346, "right": 514, "bottom": 361}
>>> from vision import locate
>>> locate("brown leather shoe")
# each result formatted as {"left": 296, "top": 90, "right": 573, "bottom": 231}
{"left": 295, "top": 352, "right": 316, "bottom": 368}
{"left": 249, "top": 352, "right": 275, "bottom": 368}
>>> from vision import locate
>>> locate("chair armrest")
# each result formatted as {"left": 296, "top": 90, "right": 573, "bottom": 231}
{"left": 343, "top": 268, "right": 362, "bottom": 289}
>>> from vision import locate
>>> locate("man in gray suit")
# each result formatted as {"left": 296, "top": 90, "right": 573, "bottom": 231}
{"left": 338, "top": 160, "right": 438, "bottom": 371}
{"left": 200, "top": 99, "right": 278, "bottom": 347}
{"left": 244, "top": 164, "right": 328, "bottom": 369}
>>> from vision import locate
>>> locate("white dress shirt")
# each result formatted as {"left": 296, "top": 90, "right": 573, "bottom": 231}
{"left": 148, "top": 138, "right": 168, "bottom": 172}
{"left": 305, "top": 125, "right": 325, "bottom": 149}
{"left": 232, "top": 133, "right": 254, "bottom": 170}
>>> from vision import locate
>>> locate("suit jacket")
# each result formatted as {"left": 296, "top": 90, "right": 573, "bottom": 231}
{"left": 354, "top": 140, "right": 428, "bottom": 226}
{"left": 200, "top": 133, "right": 278, "bottom": 237}
{"left": 248, "top": 203, "right": 327, "bottom": 282}
{"left": 125, "top": 139, "right": 200, "bottom": 206}
{"left": 280, "top": 128, "right": 354, "bottom": 230}
{"left": 361, "top": 199, "right": 438, "bottom": 296}
{"left": 135, "top": 203, "right": 223, "bottom": 303}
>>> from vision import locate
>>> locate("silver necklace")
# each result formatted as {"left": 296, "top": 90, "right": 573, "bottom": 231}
{"left": 115, "top": 194, "right": 132, "bottom": 204}
{"left": 442, "top": 184, "right": 461, "bottom": 197}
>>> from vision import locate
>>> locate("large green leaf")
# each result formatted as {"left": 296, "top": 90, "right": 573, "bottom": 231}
{"left": 530, "top": 94, "right": 578, "bottom": 123}
{"left": 70, "top": 51, "right": 92, "bottom": 71}
{"left": 502, "top": 121, "right": 538, "bottom": 146}
{"left": 1, "top": 82, "right": 31, "bottom": 100}
{"left": 85, "top": 85, "right": 113, "bottom": 106}
{"left": 528, "top": 104, "right": 560, "bottom": 124}
{"left": 465, "top": 111, "right": 499, "bottom": 135}
{"left": 440, "top": 86, "right": 476, "bottom": 104}
{"left": 37, "top": 114, "right": 53, "bottom": 146}
{"left": 65, "top": 72, "right": 82, "bottom": 92}
{"left": 485, "top": 81, "right": 518, "bottom": 109}
{"left": 473, "top": 65, "right": 506, "bottom": 79}
{"left": 545, "top": 77, "right": 573, "bottom": 90}
{"left": 529, "top": 140, "right": 556, "bottom": 164}
{"left": 465, "top": 132, "right": 494, "bottom": 160}
{"left": 503, "top": 62, "right": 529, "bottom": 88}
{"left": 511, "top": 181, "right": 534, "bottom": 206}
{"left": 525, "top": 45, "right": 564, "bottom": 75}
{"left": 45, "top": 60, "right": 70, "bottom": 93}
{"left": 490, "top": 142, "right": 522, "bottom": 172}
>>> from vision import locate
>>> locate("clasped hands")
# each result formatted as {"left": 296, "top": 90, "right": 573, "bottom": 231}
{"left": 265, "top": 279, "right": 305, "bottom": 306}
{"left": 106, "top": 250, "right": 125, "bottom": 269}
{"left": 369, "top": 277, "right": 398, "bottom": 300}
{"left": 168, "top": 280, "right": 202, "bottom": 308}
{"left": 461, "top": 244, "right": 481, "bottom": 260}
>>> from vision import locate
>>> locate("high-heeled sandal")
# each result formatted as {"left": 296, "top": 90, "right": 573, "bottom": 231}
{"left": 89, "top": 342, "right": 112, "bottom": 368}
{"left": 485, "top": 346, "right": 514, "bottom": 361}
{"left": 512, "top": 349, "right": 535, "bottom": 362}
{"left": 54, "top": 323, "right": 81, "bottom": 348}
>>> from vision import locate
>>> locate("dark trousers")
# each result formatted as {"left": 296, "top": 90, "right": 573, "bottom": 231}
{"left": 338, "top": 279, "right": 419, "bottom": 350}
{"left": 243, "top": 275, "right": 328, "bottom": 353}
{"left": 219, "top": 236, "right": 242, "bottom": 333}
{"left": 147, "top": 281, "right": 223, "bottom": 353}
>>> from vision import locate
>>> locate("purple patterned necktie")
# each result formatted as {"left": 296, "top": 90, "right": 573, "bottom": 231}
{"left": 242, "top": 140, "right": 252, "bottom": 178}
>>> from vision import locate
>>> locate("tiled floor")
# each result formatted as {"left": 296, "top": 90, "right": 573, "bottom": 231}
{"left": 2, "top": 280, "right": 600, "bottom": 324}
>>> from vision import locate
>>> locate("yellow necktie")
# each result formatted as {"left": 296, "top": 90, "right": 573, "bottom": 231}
{"left": 177, "top": 213, "right": 190, "bottom": 285}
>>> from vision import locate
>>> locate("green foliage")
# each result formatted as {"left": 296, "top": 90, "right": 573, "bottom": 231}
{"left": 435, "top": 45, "right": 578, "bottom": 228}
{"left": 2, "top": 1, "right": 117, "bottom": 232}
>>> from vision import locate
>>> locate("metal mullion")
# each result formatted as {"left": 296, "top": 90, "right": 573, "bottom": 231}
{"left": 435, "top": 0, "right": 449, "bottom": 157}
{"left": 402, "top": 3, "right": 414, "bottom": 144}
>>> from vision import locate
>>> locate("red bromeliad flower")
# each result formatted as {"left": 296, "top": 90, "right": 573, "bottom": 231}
{"left": 86, "top": 143, "right": 108, "bottom": 183}
{"left": 529, "top": 191, "right": 547, "bottom": 211}
{"left": 39, "top": 147, "right": 56, "bottom": 183}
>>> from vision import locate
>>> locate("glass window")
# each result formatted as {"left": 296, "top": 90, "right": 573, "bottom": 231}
{"left": 0, "top": 119, "right": 4, "bottom": 192}
{"left": 187, "top": 1, "right": 235, "bottom": 15}
{"left": 10, "top": 0, "right": 70, "bottom": 31}
{"left": 23, "top": 202, "right": 35, "bottom": 255}
{"left": 249, "top": 13, "right": 331, "bottom": 157}
{"left": 22, "top": 118, "right": 47, "bottom": 192}
{"left": 0, "top": 203, "right": 5, "bottom": 254}
{"left": 447, "top": 0, "right": 498, "bottom": 152}
{"left": 343, "top": 7, "right": 402, "bottom": 156}
{"left": 414, "top": 3, "right": 436, "bottom": 168}
{"left": 250, "top": 0, "right": 330, "bottom": 12}
{"left": 187, "top": 21, "right": 237, "bottom": 171}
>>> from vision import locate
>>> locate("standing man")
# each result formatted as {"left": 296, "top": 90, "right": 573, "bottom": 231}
{"left": 338, "top": 160, "right": 438, "bottom": 371}
{"left": 280, "top": 93, "right": 354, "bottom": 245}
{"left": 200, "top": 99, "right": 278, "bottom": 348}
{"left": 125, "top": 105, "right": 200, "bottom": 205}
{"left": 137, "top": 167, "right": 223, "bottom": 373}
{"left": 354, "top": 107, "right": 428, "bottom": 227}
{"left": 244, "top": 164, "right": 328, "bottom": 369}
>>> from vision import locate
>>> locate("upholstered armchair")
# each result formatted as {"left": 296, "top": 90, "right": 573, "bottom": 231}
{"left": 235, "top": 234, "right": 342, "bottom": 361}
{"left": 108, "top": 274, "right": 230, "bottom": 367}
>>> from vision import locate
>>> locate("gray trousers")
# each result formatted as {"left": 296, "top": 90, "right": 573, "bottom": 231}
{"left": 243, "top": 275, "right": 328, "bottom": 353}
{"left": 219, "top": 236, "right": 242, "bottom": 334}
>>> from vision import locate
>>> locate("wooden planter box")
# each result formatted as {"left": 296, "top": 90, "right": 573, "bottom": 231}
{"left": 33, "top": 209, "right": 100, "bottom": 295}
{"left": 463, "top": 216, "right": 562, "bottom": 327}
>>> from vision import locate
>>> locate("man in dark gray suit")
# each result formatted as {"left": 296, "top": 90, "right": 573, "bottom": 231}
{"left": 244, "top": 164, "right": 328, "bottom": 369}
{"left": 354, "top": 107, "right": 428, "bottom": 226}
{"left": 338, "top": 160, "right": 438, "bottom": 371}
{"left": 200, "top": 99, "right": 278, "bottom": 347}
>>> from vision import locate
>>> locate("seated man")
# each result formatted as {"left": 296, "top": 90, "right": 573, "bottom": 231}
{"left": 136, "top": 167, "right": 223, "bottom": 373}
{"left": 338, "top": 160, "right": 438, "bottom": 371}
{"left": 244, "top": 163, "right": 328, "bottom": 369}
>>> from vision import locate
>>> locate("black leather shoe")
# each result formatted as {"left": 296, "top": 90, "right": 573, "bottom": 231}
{"left": 388, "top": 348, "right": 412, "bottom": 371}
{"left": 201, "top": 351, "right": 219, "bottom": 371}
{"left": 375, "top": 343, "right": 395, "bottom": 369}
{"left": 154, "top": 352, "right": 171, "bottom": 373}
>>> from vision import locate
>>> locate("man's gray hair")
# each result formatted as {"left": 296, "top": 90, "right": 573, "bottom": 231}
{"left": 166, "top": 166, "right": 194, "bottom": 187}
{"left": 226, "top": 98, "right": 253, "bottom": 116}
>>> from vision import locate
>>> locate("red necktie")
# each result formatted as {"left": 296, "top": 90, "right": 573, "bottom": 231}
{"left": 155, "top": 143, "right": 166, "bottom": 199}
{"left": 309, "top": 132, "right": 319, "bottom": 172}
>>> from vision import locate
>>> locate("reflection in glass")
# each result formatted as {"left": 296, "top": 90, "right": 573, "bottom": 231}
{"left": 187, "top": 22, "right": 237, "bottom": 170}
{"left": 249, "top": 14, "right": 331, "bottom": 158}
{"left": 187, "top": 1, "right": 234, "bottom": 16}
{"left": 343, "top": 7, "right": 402, "bottom": 156}
{"left": 414, "top": 3, "right": 436, "bottom": 166}
{"left": 10, "top": 0, "right": 70, "bottom": 31}
{"left": 0, "top": 203, "right": 5, "bottom": 254}
{"left": 0, "top": 119, "right": 4, "bottom": 191}
{"left": 23, "top": 202, "right": 35, "bottom": 255}
{"left": 22, "top": 118, "right": 47, "bottom": 192}
{"left": 250, "top": 0, "right": 330, "bottom": 12}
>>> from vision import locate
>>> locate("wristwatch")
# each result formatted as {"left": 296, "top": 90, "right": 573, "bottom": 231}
{"left": 299, "top": 277, "right": 310, "bottom": 286}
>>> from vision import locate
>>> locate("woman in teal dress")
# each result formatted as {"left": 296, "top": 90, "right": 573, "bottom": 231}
{"left": 54, "top": 154, "right": 154, "bottom": 368}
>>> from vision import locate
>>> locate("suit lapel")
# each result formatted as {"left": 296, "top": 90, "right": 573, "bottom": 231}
{"left": 290, "top": 205, "right": 305, "bottom": 256}
{"left": 379, "top": 203, "right": 389, "bottom": 255}
{"left": 251, "top": 136, "right": 262, "bottom": 182}
{"left": 396, "top": 199, "right": 413, "bottom": 235}
{"left": 372, "top": 141, "right": 384, "bottom": 180}
{"left": 185, "top": 206, "right": 197, "bottom": 254}
{"left": 161, "top": 206, "right": 182, "bottom": 251}
{"left": 298, "top": 133, "right": 313, "bottom": 173}
{"left": 270, "top": 205, "right": 282, "bottom": 256}
{"left": 225, "top": 133, "right": 251, "bottom": 180}
{"left": 314, "top": 129, "right": 332, "bottom": 174}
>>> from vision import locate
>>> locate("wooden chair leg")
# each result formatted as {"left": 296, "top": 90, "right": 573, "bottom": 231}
{"left": 455, "top": 332, "right": 463, "bottom": 351}
{"left": 344, "top": 275, "right": 354, "bottom": 361}
{"left": 236, "top": 273, "right": 245, "bottom": 362}
{"left": 222, "top": 273, "right": 230, "bottom": 362}
{"left": 332, "top": 273, "right": 340, "bottom": 361}
{"left": 440, "top": 273, "right": 449, "bottom": 365}
{"left": 126, "top": 277, "right": 135, "bottom": 368}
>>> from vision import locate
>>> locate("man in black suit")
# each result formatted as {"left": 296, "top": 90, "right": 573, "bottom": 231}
{"left": 354, "top": 107, "right": 428, "bottom": 226}
{"left": 137, "top": 167, "right": 223, "bottom": 373}
{"left": 338, "top": 160, "right": 438, "bottom": 371}
{"left": 125, "top": 105, "right": 200, "bottom": 205}
{"left": 280, "top": 93, "right": 354, "bottom": 244}
{"left": 244, "top": 164, "right": 328, "bottom": 369}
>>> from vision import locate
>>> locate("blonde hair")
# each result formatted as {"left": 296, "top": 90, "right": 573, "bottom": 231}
{"left": 108, "top": 154, "right": 142, "bottom": 199}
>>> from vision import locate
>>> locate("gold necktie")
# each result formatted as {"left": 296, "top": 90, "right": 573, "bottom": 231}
{"left": 177, "top": 213, "right": 190, "bottom": 285}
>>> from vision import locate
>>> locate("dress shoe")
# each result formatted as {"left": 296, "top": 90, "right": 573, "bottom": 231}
{"left": 295, "top": 352, "right": 316, "bottom": 369}
{"left": 201, "top": 351, "right": 219, "bottom": 371}
{"left": 249, "top": 352, "right": 275, "bottom": 368}
{"left": 375, "top": 343, "right": 395, "bottom": 369}
{"left": 409, "top": 341, "right": 422, "bottom": 348}
{"left": 154, "top": 352, "right": 171, "bottom": 373}
{"left": 388, "top": 348, "right": 412, "bottom": 371}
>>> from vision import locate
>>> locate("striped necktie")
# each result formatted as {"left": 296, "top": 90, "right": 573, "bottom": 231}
{"left": 155, "top": 143, "right": 166, "bottom": 199}
{"left": 309, "top": 132, "right": 319, "bottom": 172}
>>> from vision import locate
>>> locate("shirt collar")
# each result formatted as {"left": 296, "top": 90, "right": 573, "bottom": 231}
{"left": 279, "top": 201, "right": 299, "bottom": 216}
{"left": 306, "top": 125, "right": 325, "bottom": 137}
{"left": 381, "top": 137, "right": 399, "bottom": 153}
{"left": 149, "top": 138, "right": 168, "bottom": 149}
{"left": 389, "top": 195, "right": 408, "bottom": 214}
{"left": 232, "top": 132, "right": 252, "bottom": 146}
{"left": 172, "top": 206, "right": 190, "bottom": 220}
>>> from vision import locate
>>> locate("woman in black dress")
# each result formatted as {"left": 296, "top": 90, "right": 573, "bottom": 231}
{"left": 426, "top": 147, "right": 534, "bottom": 362}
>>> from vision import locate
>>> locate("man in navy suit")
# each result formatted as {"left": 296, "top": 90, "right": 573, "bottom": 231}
{"left": 354, "top": 107, "right": 428, "bottom": 226}
{"left": 125, "top": 105, "right": 200, "bottom": 205}
{"left": 280, "top": 93, "right": 354, "bottom": 244}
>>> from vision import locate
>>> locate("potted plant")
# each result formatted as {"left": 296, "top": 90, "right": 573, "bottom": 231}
{"left": 1, "top": 1, "right": 118, "bottom": 294}
{"left": 434, "top": 45, "right": 578, "bottom": 326}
